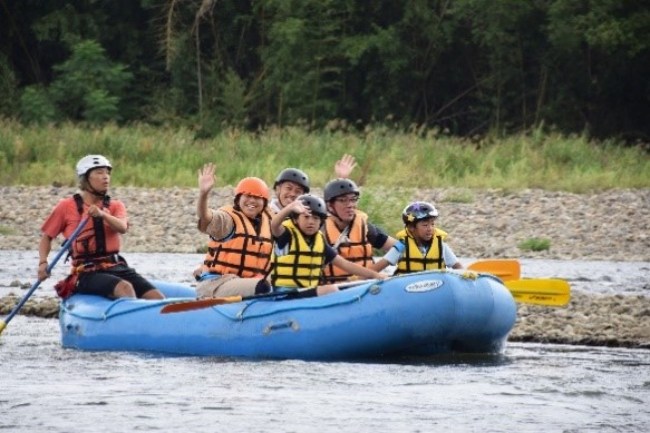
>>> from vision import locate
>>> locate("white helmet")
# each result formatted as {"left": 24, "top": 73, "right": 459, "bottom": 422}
{"left": 76, "top": 155, "right": 112, "bottom": 177}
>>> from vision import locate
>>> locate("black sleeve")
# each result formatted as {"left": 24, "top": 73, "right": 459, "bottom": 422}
{"left": 274, "top": 230, "right": 291, "bottom": 249}
{"left": 367, "top": 222, "right": 389, "bottom": 249}
{"left": 323, "top": 244, "right": 338, "bottom": 264}
{"left": 286, "top": 287, "right": 318, "bottom": 299}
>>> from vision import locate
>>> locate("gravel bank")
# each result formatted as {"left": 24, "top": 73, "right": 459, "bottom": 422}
{"left": 2, "top": 186, "right": 649, "bottom": 260}
{"left": 1, "top": 186, "right": 649, "bottom": 349}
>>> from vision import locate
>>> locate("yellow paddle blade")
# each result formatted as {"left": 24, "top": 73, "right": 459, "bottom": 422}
{"left": 468, "top": 259, "right": 521, "bottom": 281}
{"left": 504, "top": 278, "right": 571, "bottom": 307}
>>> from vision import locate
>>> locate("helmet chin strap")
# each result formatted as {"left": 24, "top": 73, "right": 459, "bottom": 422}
{"left": 326, "top": 203, "right": 340, "bottom": 221}
{"left": 328, "top": 207, "right": 350, "bottom": 232}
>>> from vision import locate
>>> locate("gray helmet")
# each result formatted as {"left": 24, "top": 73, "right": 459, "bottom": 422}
{"left": 323, "top": 178, "right": 360, "bottom": 202}
{"left": 274, "top": 168, "right": 310, "bottom": 193}
{"left": 402, "top": 201, "right": 439, "bottom": 225}
{"left": 296, "top": 194, "right": 327, "bottom": 219}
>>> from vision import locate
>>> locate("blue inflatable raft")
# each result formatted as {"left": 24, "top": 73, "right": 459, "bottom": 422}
{"left": 59, "top": 270, "right": 517, "bottom": 360}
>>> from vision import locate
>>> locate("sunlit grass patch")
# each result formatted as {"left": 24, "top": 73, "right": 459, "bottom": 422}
{"left": 0, "top": 225, "right": 14, "bottom": 235}
{"left": 518, "top": 237, "right": 551, "bottom": 252}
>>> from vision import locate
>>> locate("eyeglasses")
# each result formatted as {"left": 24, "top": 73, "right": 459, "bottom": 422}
{"left": 335, "top": 196, "right": 359, "bottom": 205}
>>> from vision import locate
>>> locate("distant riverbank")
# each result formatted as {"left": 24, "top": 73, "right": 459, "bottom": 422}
{"left": 1, "top": 186, "right": 649, "bottom": 260}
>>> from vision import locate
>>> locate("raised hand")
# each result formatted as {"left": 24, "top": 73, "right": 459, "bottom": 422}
{"left": 334, "top": 154, "right": 357, "bottom": 179}
{"left": 198, "top": 163, "right": 216, "bottom": 194}
{"left": 290, "top": 198, "right": 309, "bottom": 215}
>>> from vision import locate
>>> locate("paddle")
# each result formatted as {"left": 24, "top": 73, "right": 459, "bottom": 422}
{"left": 160, "top": 279, "right": 376, "bottom": 314}
{"left": 0, "top": 218, "right": 89, "bottom": 335}
{"left": 161, "top": 293, "right": 281, "bottom": 314}
{"left": 468, "top": 259, "right": 520, "bottom": 281}
{"left": 503, "top": 278, "right": 571, "bottom": 307}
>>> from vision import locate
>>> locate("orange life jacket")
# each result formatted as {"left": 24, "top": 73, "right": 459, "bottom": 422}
{"left": 203, "top": 206, "right": 273, "bottom": 277}
{"left": 322, "top": 210, "right": 373, "bottom": 283}
{"left": 71, "top": 193, "right": 121, "bottom": 266}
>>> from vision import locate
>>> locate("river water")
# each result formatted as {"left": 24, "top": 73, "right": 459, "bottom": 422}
{"left": 1, "top": 252, "right": 649, "bottom": 432}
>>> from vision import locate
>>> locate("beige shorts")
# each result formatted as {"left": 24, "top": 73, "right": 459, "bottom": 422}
{"left": 196, "top": 274, "right": 262, "bottom": 299}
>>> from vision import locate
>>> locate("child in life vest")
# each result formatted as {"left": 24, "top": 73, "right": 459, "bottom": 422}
{"left": 393, "top": 201, "right": 464, "bottom": 274}
{"left": 270, "top": 194, "right": 387, "bottom": 297}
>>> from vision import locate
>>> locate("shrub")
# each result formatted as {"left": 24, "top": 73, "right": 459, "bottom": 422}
{"left": 20, "top": 86, "right": 57, "bottom": 123}
{"left": 518, "top": 237, "right": 551, "bottom": 252}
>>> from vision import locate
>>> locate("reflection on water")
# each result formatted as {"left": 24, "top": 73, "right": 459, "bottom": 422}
{"left": 1, "top": 316, "right": 649, "bottom": 433}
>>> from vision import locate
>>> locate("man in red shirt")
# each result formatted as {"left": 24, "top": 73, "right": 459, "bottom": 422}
{"left": 38, "top": 155, "right": 164, "bottom": 299}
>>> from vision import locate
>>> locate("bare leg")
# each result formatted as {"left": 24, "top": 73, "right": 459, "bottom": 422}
{"left": 112, "top": 280, "right": 137, "bottom": 298}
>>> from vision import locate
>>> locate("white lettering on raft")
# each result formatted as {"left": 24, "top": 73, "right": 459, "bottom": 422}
{"left": 404, "top": 280, "right": 444, "bottom": 293}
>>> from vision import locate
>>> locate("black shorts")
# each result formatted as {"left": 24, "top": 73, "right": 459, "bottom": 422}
{"left": 76, "top": 264, "right": 157, "bottom": 298}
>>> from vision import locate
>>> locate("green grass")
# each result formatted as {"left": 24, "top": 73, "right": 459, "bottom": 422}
{"left": 518, "top": 237, "right": 552, "bottom": 252}
{"left": 1, "top": 120, "right": 648, "bottom": 191}
{"left": 0, "top": 226, "right": 14, "bottom": 235}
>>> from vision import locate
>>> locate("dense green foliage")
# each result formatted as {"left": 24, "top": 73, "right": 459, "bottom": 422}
{"left": 1, "top": 0, "right": 648, "bottom": 141}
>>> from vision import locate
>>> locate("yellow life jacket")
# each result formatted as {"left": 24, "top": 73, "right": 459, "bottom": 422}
{"left": 203, "top": 206, "right": 273, "bottom": 277}
{"left": 322, "top": 210, "right": 373, "bottom": 283}
{"left": 394, "top": 227, "right": 448, "bottom": 274}
{"left": 271, "top": 220, "right": 326, "bottom": 288}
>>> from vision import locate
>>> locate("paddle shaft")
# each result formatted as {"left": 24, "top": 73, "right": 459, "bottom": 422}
{"left": 0, "top": 218, "right": 89, "bottom": 334}
{"left": 160, "top": 278, "right": 379, "bottom": 314}
{"left": 161, "top": 261, "right": 514, "bottom": 313}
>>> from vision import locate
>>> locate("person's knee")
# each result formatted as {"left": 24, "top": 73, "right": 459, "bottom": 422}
{"left": 255, "top": 279, "right": 271, "bottom": 294}
{"left": 113, "top": 281, "right": 136, "bottom": 298}
{"left": 316, "top": 284, "right": 339, "bottom": 296}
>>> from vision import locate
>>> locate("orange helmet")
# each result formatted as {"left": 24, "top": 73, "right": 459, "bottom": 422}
{"left": 235, "top": 177, "right": 270, "bottom": 201}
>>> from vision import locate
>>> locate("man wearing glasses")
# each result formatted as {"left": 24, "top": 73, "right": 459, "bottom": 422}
{"left": 321, "top": 178, "right": 401, "bottom": 283}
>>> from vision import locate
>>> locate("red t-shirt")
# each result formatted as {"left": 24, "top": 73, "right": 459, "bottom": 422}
{"left": 41, "top": 196, "right": 127, "bottom": 261}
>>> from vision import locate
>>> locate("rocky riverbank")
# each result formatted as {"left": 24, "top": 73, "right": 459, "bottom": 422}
{"left": 1, "top": 186, "right": 649, "bottom": 349}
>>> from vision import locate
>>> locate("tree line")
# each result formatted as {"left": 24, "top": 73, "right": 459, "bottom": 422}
{"left": 1, "top": 0, "right": 648, "bottom": 141}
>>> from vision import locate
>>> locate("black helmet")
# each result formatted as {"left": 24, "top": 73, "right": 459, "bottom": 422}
{"left": 323, "top": 178, "right": 360, "bottom": 202}
{"left": 296, "top": 194, "right": 328, "bottom": 219}
{"left": 274, "top": 168, "right": 310, "bottom": 193}
{"left": 402, "top": 201, "right": 439, "bottom": 225}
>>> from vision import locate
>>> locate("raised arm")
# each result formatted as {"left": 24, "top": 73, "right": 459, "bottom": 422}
{"left": 271, "top": 199, "right": 307, "bottom": 237}
{"left": 197, "top": 163, "right": 216, "bottom": 232}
